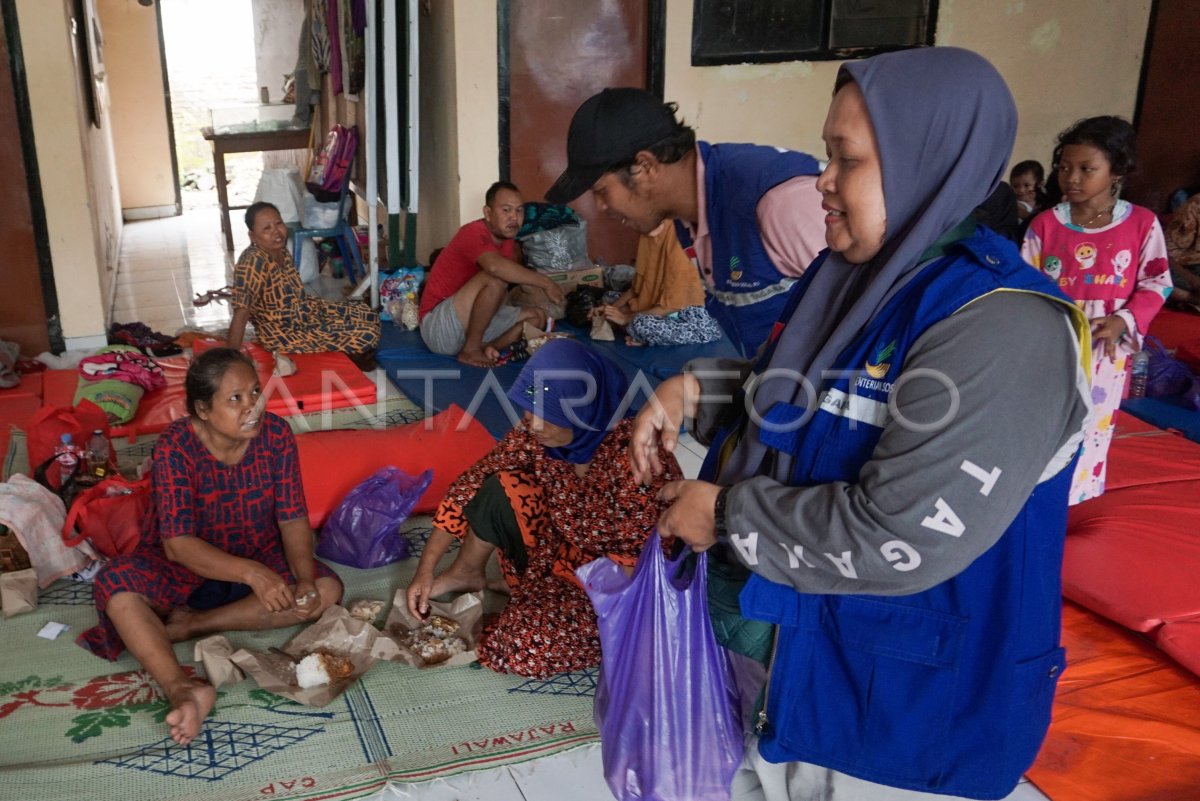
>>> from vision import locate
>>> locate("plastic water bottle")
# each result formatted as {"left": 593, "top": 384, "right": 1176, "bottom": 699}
{"left": 54, "top": 433, "right": 80, "bottom": 486}
{"left": 1129, "top": 350, "right": 1150, "bottom": 398}
{"left": 86, "top": 429, "right": 111, "bottom": 480}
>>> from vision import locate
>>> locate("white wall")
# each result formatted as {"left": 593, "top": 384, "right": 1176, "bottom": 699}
{"left": 15, "top": 0, "right": 119, "bottom": 346}
{"left": 416, "top": 0, "right": 461, "bottom": 258}
{"left": 938, "top": 0, "right": 1151, "bottom": 171}
{"left": 451, "top": 2, "right": 499, "bottom": 226}
{"left": 440, "top": 0, "right": 1153, "bottom": 208}
{"left": 100, "top": 0, "right": 176, "bottom": 213}
{"left": 251, "top": 0, "right": 304, "bottom": 104}
{"left": 662, "top": 0, "right": 1153, "bottom": 176}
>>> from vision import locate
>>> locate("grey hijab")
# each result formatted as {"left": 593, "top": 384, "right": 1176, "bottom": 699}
{"left": 720, "top": 47, "right": 1017, "bottom": 484}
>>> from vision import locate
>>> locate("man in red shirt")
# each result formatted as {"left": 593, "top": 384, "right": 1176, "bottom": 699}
{"left": 419, "top": 182, "right": 565, "bottom": 366}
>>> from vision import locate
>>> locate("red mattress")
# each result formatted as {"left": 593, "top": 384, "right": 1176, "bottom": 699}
{"left": 1028, "top": 601, "right": 1200, "bottom": 801}
{"left": 41, "top": 352, "right": 377, "bottom": 440}
{"left": 0, "top": 373, "right": 45, "bottom": 458}
{"left": 295, "top": 404, "right": 495, "bottom": 527}
{"left": 1105, "top": 413, "right": 1200, "bottom": 490}
{"left": 1064, "top": 479, "right": 1200, "bottom": 634}
{"left": 1147, "top": 308, "right": 1200, "bottom": 351}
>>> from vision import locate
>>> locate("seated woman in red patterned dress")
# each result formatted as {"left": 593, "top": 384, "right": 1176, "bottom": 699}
{"left": 79, "top": 348, "right": 343, "bottom": 746}
{"left": 405, "top": 338, "right": 680, "bottom": 678}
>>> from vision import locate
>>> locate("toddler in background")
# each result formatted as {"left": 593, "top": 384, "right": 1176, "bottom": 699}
{"left": 1010, "top": 159, "right": 1047, "bottom": 221}
{"left": 1021, "top": 116, "right": 1172, "bottom": 503}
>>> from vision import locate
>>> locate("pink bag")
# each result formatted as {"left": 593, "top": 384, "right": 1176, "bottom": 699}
{"left": 306, "top": 124, "right": 358, "bottom": 202}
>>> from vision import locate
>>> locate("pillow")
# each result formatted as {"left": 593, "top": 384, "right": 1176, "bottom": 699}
{"left": 295, "top": 404, "right": 496, "bottom": 528}
{"left": 1064, "top": 479, "right": 1200, "bottom": 633}
{"left": 74, "top": 345, "right": 148, "bottom": 425}
{"left": 1156, "top": 617, "right": 1200, "bottom": 678}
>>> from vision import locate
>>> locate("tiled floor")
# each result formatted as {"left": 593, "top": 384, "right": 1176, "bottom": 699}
{"left": 110, "top": 206, "right": 245, "bottom": 337}
{"left": 110, "top": 211, "right": 1052, "bottom": 801}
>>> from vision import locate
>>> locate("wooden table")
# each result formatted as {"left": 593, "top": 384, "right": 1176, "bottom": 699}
{"left": 201, "top": 123, "right": 311, "bottom": 251}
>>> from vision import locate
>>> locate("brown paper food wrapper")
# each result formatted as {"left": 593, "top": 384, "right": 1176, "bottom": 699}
{"left": 590, "top": 317, "right": 616, "bottom": 341}
{"left": 0, "top": 568, "right": 38, "bottom": 619}
{"left": 229, "top": 605, "right": 380, "bottom": 707}
{"left": 193, "top": 635, "right": 245, "bottom": 689}
{"left": 371, "top": 590, "right": 483, "bottom": 669}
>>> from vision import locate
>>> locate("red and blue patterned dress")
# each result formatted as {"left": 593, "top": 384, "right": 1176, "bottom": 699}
{"left": 79, "top": 413, "right": 335, "bottom": 660}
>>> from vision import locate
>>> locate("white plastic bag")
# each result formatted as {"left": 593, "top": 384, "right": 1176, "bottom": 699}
{"left": 301, "top": 191, "right": 345, "bottom": 229}
{"left": 254, "top": 168, "right": 305, "bottom": 224}
{"left": 290, "top": 237, "right": 319, "bottom": 284}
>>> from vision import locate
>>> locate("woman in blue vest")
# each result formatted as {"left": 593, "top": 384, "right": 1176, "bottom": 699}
{"left": 630, "top": 48, "right": 1091, "bottom": 800}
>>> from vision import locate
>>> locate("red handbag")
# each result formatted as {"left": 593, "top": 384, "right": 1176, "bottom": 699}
{"left": 25, "top": 401, "right": 110, "bottom": 483}
{"left": 62, "top": 475, "right": 152, "bottom": 557}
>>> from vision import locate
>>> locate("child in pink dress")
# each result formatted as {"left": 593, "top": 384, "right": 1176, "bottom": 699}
{"left": 1022, "top": 116, "right": 1172, "bottom": 503}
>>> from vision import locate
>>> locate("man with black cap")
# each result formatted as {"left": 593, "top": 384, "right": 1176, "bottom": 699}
{"left": 547, "top": 87, "right": 826, "bottom": 357}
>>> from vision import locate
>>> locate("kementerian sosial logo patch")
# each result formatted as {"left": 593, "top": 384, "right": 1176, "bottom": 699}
{"left": 729, "top": 255, "right": 743, "bottom": 281}
{"left": 865, "top": 340, "right": 897, "bottom": 379}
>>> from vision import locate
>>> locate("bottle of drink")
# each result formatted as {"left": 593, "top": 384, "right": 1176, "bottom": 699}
{"left": 1129, "top": 349, "right": 1150, "bottom": 398}
{"left": 86, "top": 429, "right": 111, "bottom": 480}
{"left": 54, "top": 433, "right": 80, "bottom": 486}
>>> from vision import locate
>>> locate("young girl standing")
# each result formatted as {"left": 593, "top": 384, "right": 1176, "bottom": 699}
{"left": 1022, "top": 116, "right": 1173, "bottom": 503}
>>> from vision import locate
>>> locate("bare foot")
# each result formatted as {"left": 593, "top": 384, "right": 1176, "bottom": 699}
{"left": 428, "top": 563, "right": 488, "bottom": 599}
{"left": 163, "top": 680, "right": 217, "bottom": 746}
{"left": 456, "top": 346, "right": 495, "bottom": 368}
{"left": 164, "top": 607, "right": 197, "bottom": 643}
{"left": 624, "top": 336, "right": 645, "bottom": 347}
{"left": 486, "top": 575, "right": 512, "bottom": 596}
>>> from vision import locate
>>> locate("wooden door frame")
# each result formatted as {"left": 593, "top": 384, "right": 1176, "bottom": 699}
{"left": 153, "top": 0, "right": 183, "bottom": 216}
{"left": 496, "top": 0, "right": 666, "bottom": 182}
{"left": 1, "top": 0, "right": 63, "bottom": 352}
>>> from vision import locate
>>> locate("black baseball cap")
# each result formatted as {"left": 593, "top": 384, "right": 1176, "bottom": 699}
{"left": 545, "top": 87, "right": 679, "bottom": 204}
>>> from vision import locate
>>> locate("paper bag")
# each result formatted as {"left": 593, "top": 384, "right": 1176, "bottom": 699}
{"left": 229, "top": 605, "right": 380, "bottom": 707}
{"left": 591, "top": 317, "right": 616, "bottom": 341}
{"left": 371, "top": 590, "right": 483, "bottom": 669}
{"left": 193, "top": 635, "right": 246, "bottom": 689}
{"left": 0, "top": 568, "right": 38, "bottom": 618}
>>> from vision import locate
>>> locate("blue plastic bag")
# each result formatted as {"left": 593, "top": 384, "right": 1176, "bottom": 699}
{"left": 316, "top": 467, "right": 432, "bottom": 568}
{"left": 578, "top": 531, "right": 744, "bottom": 801}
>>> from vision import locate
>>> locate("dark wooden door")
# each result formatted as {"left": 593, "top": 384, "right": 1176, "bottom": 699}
{"left": 502, "top": 0, "right": 663, "bottom": 267}
{"left": 0, "top": 6, "right": 52, "bottom": 354}
{"left": 1125, "top": 0, "right": 1200, "bottom": 213}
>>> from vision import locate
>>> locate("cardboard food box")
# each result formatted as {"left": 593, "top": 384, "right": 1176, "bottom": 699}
{"left": 545, "top": 266, "right": 604, "bottom": 292}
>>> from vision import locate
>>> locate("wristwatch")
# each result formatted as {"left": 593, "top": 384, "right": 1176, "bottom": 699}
{"left": 713, "top": 485, "right": 731, "bottom": 542}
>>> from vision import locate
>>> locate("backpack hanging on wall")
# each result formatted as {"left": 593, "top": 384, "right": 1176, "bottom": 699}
{"left": 306, "top": 123, "right": 358, "bottom": 202}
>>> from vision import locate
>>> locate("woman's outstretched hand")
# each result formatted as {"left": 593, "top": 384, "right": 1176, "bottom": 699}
{"left": 245, "top": 564, "right": 294, "bottom": 613}
{"left": 656, "top": 479, "right": 722, "bottom": 552}
{"left": 629, "top": 374, "right": 700, "bottom": 484}
{"left": 406, "top": 568, "right": 435, "bottom": 619}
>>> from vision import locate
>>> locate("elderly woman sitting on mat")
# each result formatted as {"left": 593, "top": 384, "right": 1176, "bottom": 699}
{"left": 79, "top": 348, "right": 343, "bottom": 746}
{"left": 228, "top": 202, "right": 380, "bottom": 370}
{"left": 406, "top": 338, "right": 680, "bottom": 678}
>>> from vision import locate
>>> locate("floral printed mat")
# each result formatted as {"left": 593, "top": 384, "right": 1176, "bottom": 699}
{"left": 0, "top": 520, "right": 599, "bottom": 801}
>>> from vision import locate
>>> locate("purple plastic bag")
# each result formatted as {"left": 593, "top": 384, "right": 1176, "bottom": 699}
{"left": 1144, "top": 336, "right": 1195, "bottom": 398}
{"left": 578, "top": 531, "right": 743, "bottom": 801}
{"left": 316, "top": 467, "right": 432, "bottom": 568}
